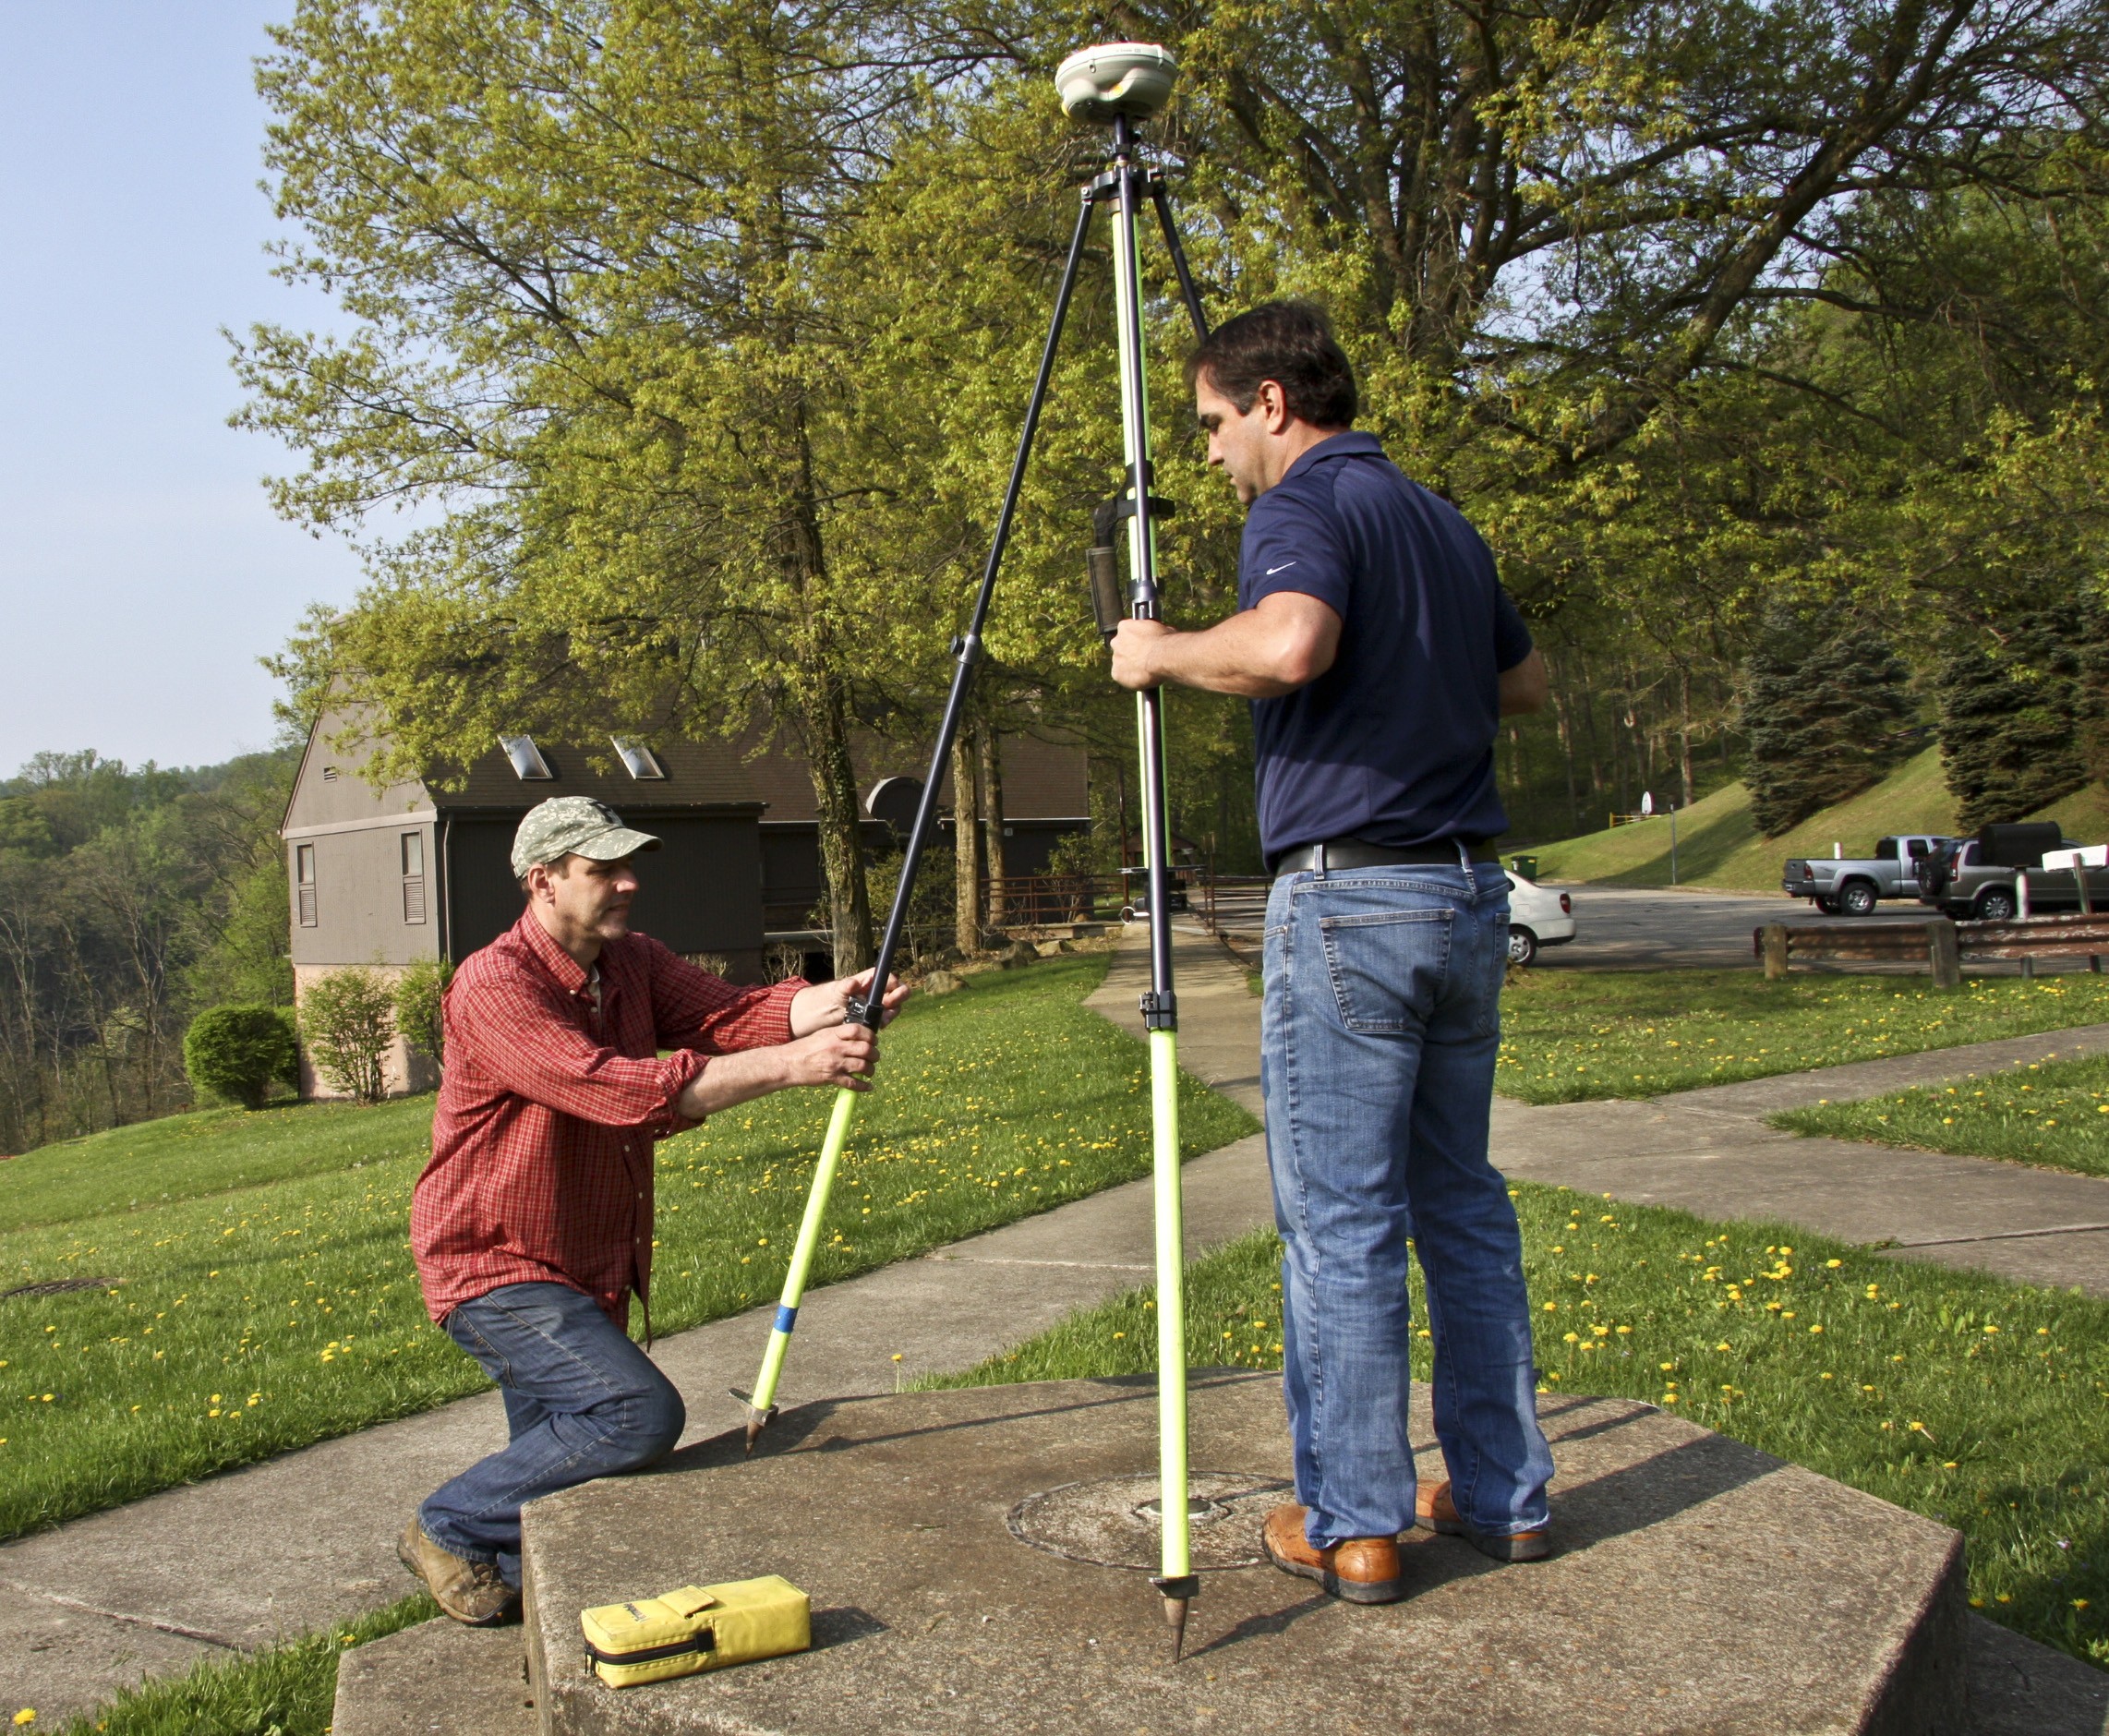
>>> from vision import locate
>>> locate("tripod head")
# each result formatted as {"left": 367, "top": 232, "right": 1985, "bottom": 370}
{"left": 1055, "top": 42, "right": 1176, "bottom": 122}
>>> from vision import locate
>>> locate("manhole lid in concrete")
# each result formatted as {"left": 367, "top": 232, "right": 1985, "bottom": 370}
{"left": 1006, "top": 1471, "right": 1290, "bottom": 1571}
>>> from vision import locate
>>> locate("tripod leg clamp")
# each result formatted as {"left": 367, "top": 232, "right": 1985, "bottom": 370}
{"left": 1139, "top": 989, "right": 1178, "bottom": 1031}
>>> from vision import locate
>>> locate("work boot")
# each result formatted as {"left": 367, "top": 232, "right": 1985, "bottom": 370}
{"left": 1416, "top": 1480, "right": 1552, "bottom": 1562}
{"left": 398, "top": 1518, "right": 519, "bottom": 1625}
{"left": 1260, "top": 1502, "right": 1404, "bottom": 1604}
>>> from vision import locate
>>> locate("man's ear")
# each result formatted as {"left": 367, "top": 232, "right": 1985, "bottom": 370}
{"left": 1257, "top": 380, "right": 1293, "bottom": 433}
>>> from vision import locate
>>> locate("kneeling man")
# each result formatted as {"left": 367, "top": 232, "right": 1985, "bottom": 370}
{"left": 399, "top": 796, "right": 904, "bottom": 1623}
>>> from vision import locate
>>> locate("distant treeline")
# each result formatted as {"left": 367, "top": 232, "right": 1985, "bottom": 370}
{"left": 0, "top": 749, "right": 295, "bottom": 1154}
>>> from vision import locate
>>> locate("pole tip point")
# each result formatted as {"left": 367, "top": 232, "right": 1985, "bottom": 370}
{"left": 744, "top": 1417, "right": 765, "bottom": 1455}
{"left": 1163, "top": 1595, "right": 1189, "bottom": 1662}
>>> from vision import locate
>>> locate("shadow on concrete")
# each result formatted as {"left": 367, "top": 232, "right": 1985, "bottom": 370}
{"left": 650, "top": 1373, "right": 1259, "bottom": 1481}
{"left": 1552, "top": 1428, "right": 1782, "bottom": 1550}
{"left": 810, "top": 1606, "right": 889, "bottom": 1653}
{"left": 1183, "top": 1588, "right": 1333, "bottom": 1660}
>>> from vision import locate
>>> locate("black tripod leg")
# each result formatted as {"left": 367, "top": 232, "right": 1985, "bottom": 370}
{"left": 1149, "top": 179, "right": 1210, "bottom": 342}
{"left": 853, "top": 188, "right": 1100, "bottom": 1020}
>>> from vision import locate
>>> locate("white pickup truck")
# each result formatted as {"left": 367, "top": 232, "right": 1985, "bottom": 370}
{"left": 1781, "top": 835, "right": 1953, "bottom": 916}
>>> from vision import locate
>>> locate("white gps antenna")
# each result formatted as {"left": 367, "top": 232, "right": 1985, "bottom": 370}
{"left": 1054, "top": 42, "right": 1177, "bottom": 121}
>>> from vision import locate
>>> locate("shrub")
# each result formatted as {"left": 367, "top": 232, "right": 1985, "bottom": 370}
{"left": 393, "top": 956, "right": 453, "bottom": 1070}
{"left": 182, "top": 1006, "right": 299, "bottom": 1110}
{"left": 300, "top": 969, "right": 397, "bottom": 1104}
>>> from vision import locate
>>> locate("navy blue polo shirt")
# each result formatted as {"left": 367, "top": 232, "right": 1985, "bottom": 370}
{"left": 1238, "top": 430, "right": 1531, "bottom": 862}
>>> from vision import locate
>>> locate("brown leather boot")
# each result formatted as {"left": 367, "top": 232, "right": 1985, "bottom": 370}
{"left": 397, "top": 1518, "right": 520, "bottom": 1625}
{"left": 1416, "top": 1480, "right": 1552, "bottom": 1562}
{"left": 1261, "top": 1502, "right": 1404, "bottom": 1604}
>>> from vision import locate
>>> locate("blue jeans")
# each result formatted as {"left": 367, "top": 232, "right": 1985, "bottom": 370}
{"left": 1262, "top": 861, "right": 1552, "bottom": 1546}
{"left": 419, "top": 1283, "right": 685, "bottom": 1586}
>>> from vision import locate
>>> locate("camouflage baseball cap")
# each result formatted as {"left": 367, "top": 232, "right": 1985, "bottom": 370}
{"left": 511, "top": 797, "right": 661, "bottom": 879}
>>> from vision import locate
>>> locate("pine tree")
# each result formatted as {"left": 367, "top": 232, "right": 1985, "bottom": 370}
{"left": 1938, "top": 601, "right": 2109, "bottom": 832}
{"left": 1740, "top": 604, "right": 1918, "bottom": 836}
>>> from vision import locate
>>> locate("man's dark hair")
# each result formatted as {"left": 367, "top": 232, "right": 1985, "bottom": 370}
{"left": 1185, "top": 301, "right": 1357, "bottom": 428}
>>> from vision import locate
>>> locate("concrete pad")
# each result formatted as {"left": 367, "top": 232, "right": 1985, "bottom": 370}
{"left": 0, "top": 1585, "right": 222, "bottom": 1730}
{"left": 332, "top": 1617, "right": 536, "bottom": 1735}
{"left": 519, "top": 1373, "right": 1967, "bottom": 1735}
{"left": 1969, "top": 1613, "right": 2109, "bottom": 1735}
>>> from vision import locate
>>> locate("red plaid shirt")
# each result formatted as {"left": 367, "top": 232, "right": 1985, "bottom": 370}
{"left": 412, "top": 910, "right": 805, "bottom": 1330}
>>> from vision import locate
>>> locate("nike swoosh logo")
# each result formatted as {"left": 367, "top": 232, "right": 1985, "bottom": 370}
{"left": 1264, "top": 561, "right": 1297, "bottom": 575}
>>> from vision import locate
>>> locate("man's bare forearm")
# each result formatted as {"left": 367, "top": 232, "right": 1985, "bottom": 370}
{"left": 674, "top": 1048, "right": 789, "bottom": 1120}
{"left": 1111, "top": 594, "right": 1342, "bottom": 697}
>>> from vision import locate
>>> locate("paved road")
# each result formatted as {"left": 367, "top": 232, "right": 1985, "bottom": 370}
{"left": 1534, "top": 884, "right": 2095, "bottom": 975}
{"left": 1532, "top": 884, "right": 1789, "bottom": 970}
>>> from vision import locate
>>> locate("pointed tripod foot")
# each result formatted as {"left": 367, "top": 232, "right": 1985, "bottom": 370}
{"left": 729, "top": 1389, "right": 776, "bottom": 1456}
{"left": 1150, "top": 1574, "right": 1199, "bottom": 1662}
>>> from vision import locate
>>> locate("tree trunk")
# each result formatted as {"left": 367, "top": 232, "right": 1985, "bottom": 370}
{"left": 951, "top": 714, "right": 983, "bottom": 955}
{"left": 979, "top": 728, "right": 1006, "bottom": 934}
{"left": 793, "top": 669, "right": 873, "bottom": 974}
{"left": 778, "top": 407, "right": 872, "bottom": 974}
{"left": 1677, "top": 663, "right": 1696, "bottom": 808}
{"left": 1549, "top": 662, "right": 1581, "bottom": 829}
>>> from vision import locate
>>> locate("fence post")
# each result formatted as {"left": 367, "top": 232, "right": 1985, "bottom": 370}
{"left": 1762, "top": 923, "right": 1789, "bottom": 981}
{"left": 1927, "top": 920, "right": 1961, "bottom": 991}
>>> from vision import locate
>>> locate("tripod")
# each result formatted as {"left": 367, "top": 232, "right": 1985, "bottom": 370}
{"left": 740, "top": 41, "right": 1211, "bottom": 1659}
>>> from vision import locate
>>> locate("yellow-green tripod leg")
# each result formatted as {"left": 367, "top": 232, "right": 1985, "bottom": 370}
{"left": 1149, "top": 1023, "right": 1192, "bottom": 1609}
{"left": 743, "top": 1085, "right": 859, "bottom": 1452}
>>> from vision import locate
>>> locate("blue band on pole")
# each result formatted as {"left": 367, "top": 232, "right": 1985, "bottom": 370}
{"left": 774, "top": 1305, "right": 799, "bottom": 1334}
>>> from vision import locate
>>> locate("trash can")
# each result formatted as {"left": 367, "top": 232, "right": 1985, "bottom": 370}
{"left": 1511, "top": 854, "right": 1540, "bottom": 881}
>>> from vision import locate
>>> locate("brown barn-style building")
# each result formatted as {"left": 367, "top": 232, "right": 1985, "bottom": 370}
{"left": 281, "top": 708, "right": 1088, "bottom": 1098}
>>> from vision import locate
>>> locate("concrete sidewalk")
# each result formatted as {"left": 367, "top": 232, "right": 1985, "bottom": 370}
{"left": 11, "top": 922, "right": 2109, "bottom": 1728}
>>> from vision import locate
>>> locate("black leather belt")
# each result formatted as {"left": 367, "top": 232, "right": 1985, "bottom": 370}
{"left": 1271, "top": 838, "right": 1499, "bottom": 876}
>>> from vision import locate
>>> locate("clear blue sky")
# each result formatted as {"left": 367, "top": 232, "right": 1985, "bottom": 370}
{"left": 0, "top": 3, "right": 365, "bottom": 776}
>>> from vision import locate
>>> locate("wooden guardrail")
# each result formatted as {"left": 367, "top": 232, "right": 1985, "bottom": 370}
{"left": 1755, "top": 913, "right": 2109, "bottom": 986}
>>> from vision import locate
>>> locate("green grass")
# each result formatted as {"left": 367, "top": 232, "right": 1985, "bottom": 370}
{"left": 1528, "top": 746, "right": 2106, "bottom": 893}
{"left": 1497, "top": 967, "right": 2109, "bottom": 1103}
{"left": 38, "top": 1593, "right": 437, "bottom": 1736}
{"left": 1775, "top": 1049, "right": 2109, "bottom": 1177}
{"left": 929, "top": 1187, "right": 2109, "bottom": 1670}
{"left": 0, "top": 956, "right": 1256, "bottom": 1540}
{"left": 0, "top": 1098, "right": 437, "bottom": 1235}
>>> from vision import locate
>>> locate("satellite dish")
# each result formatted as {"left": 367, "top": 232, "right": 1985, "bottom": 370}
{"left": 865, "top": 777, "right": 923, "bottom": 840}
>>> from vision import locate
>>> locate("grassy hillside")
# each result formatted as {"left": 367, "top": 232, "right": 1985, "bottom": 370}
{"left": 1529, "top": 748, "right": 2106, "bottom": 891}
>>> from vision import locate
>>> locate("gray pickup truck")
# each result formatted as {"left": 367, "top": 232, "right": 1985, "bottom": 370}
{"left": 1915, "top": 823, "right": 2109, "bottom": 921}
{"left": 1782, "top": 835, "right": 1951, "bottom": 916}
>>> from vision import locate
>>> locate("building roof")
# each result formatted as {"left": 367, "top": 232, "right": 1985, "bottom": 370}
{"left": 283, "top": 706, "right": 1086, "bottom": 838}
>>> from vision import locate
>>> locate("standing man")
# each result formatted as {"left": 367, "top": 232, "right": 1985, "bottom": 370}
{"left": 1111, "top": 302, "right": 1554, "bottom": 1605}
{"left": 399, "top": 796, "right": 906, "bottom": 1624}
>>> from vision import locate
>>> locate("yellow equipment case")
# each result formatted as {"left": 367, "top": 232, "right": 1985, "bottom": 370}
{"left": 580, "top": 1574, "right": 811, "bottom": 1689}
